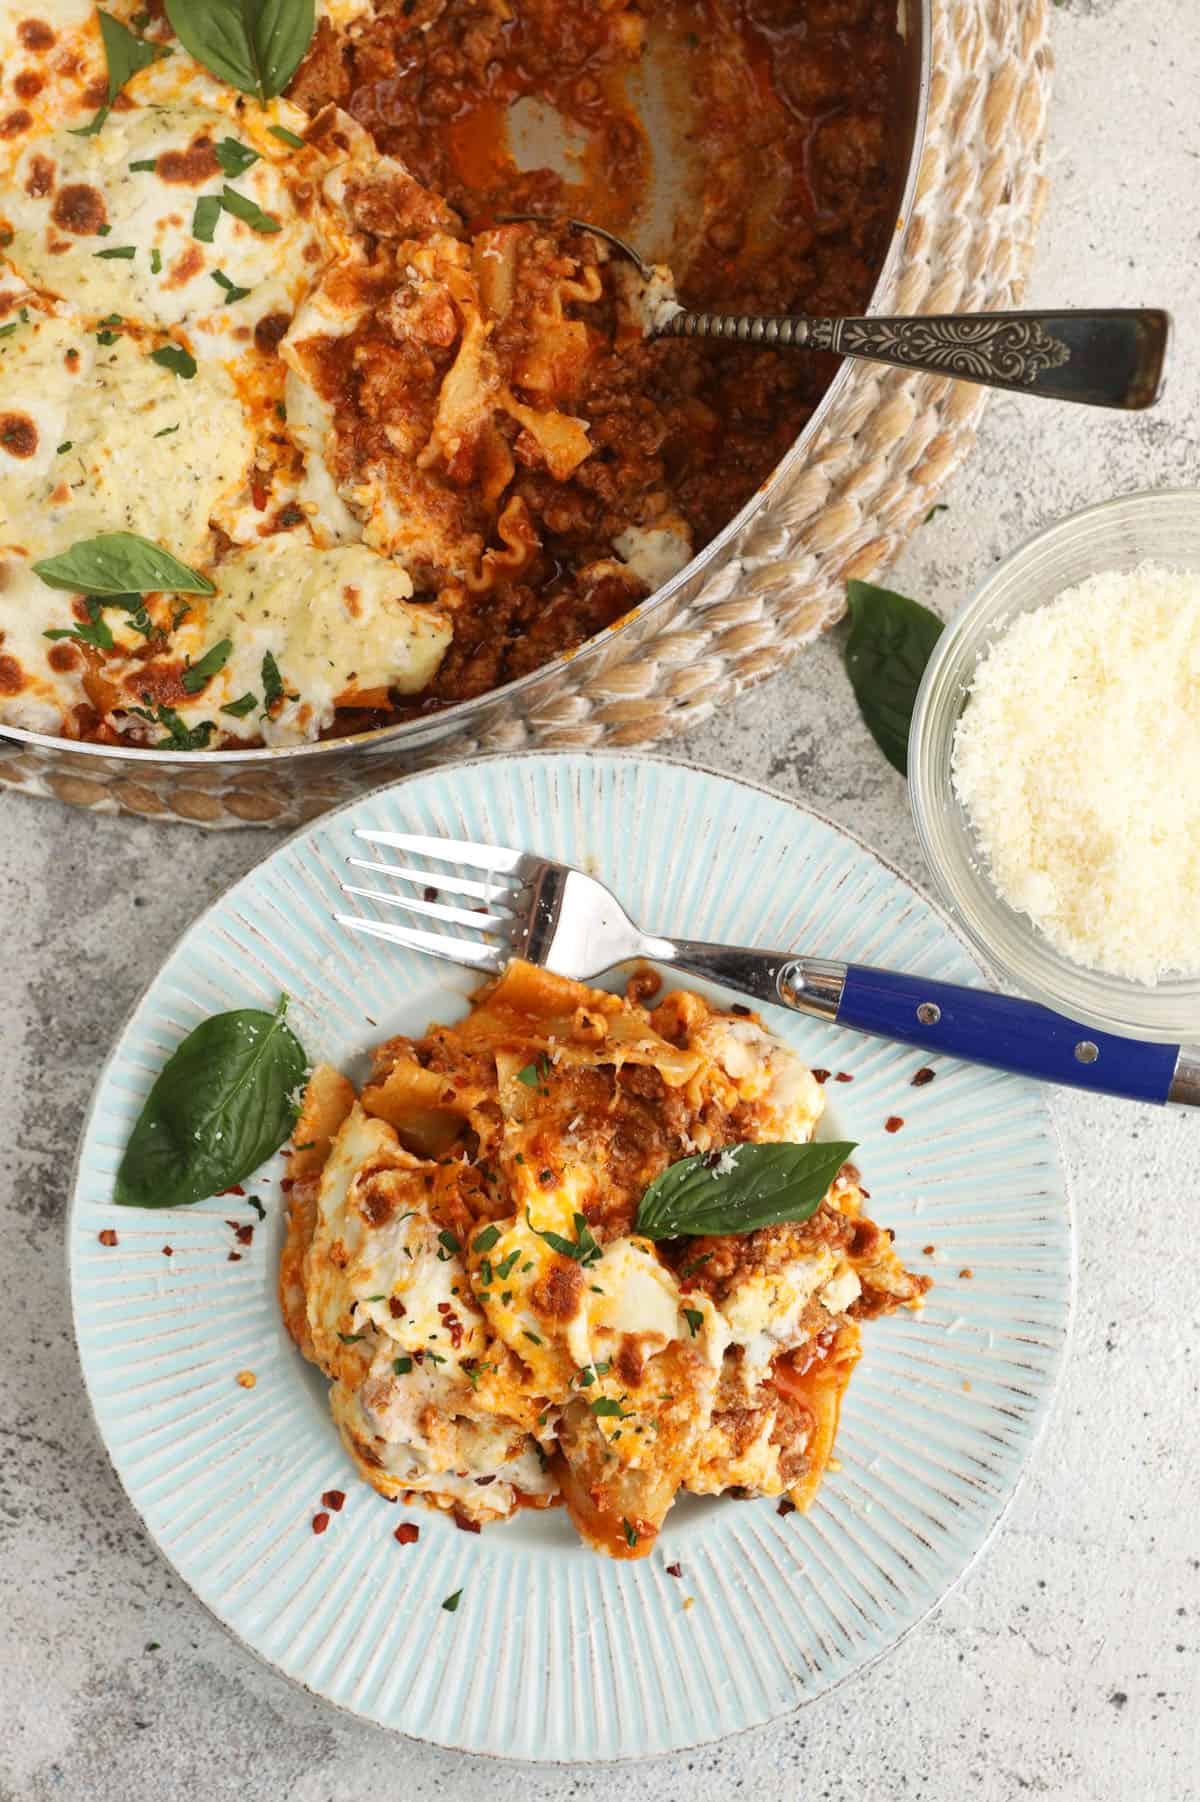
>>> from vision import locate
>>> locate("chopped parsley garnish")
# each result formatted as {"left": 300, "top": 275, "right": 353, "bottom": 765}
{"left": 472, "top": 1225, "right": 501, "bottom": 1254}
{"left": 683, "top": 1307, "right": 703, "bottom": 1338}
{"left": 575, "top": 1360, "right": 610, "bottom": 1387}
{"left": 181, "top": 637, "right": 232, "bottom": 694}
{"left": 392, "top": 1355, "right": 413, "bottom": 1375}
{"left": 221, "top": 692, "right": 258, "bottom": 718}
{"left": 130, "top": 157, "right": 157, "bottom": 172}
{"left": 44, "top": 596, "right": 113, "bottom": 652}
{"left": 214, "top": 138, "right": 260, "bottom": 178}
{"left": 150, "top": 343, "right": 197, "bottom": 380}
{"left": 516, "top": 1053, "right": 551, "bottom": 1087}
{"left": 622, "top": 1518, "right": 639, "bottom": 1549}
{"left": 494, "top": 1249, "right": 521, "bottom": 1280}
{"left": 423, "top": 1348, "right": 447, "bottom": 1365}
{"left": 153, "top": 705, "right": 215, "bottom": 751}
{"left": 94, "top": 245, "right": 136, "bottom": 260}
{"left": 57, "top": 441, "right": 73, "bottom": 454}
{"left": 96, "top": 224, "right": 111, "bottom": 237}
{"left": 337, "top": 1332, "right": 365, "bottom": 1344}
{"left": 269, "top": 123, "right": 306, "bottom": 149}
{"left": 211, "top": 267, "right": 251, "bottom": 304}
{"left": 220, "top": 184, "right": 282, "bottom": 234}
{"left": 523, "top": 1330, "right": 543, "bottom": 1346}
{"left": 0, "top": 322, "right": 18, "bottom": 338}
{"left": 590, "top": 1397, "right": 632, "bottom": 1419}
{"left": 261, "top": 648, "right": 293, "bottom": 714}
{"left": 436, "top": 1229, "right": 460, "bottom": 1262}
{"left": 441, "top": 1589, "right": 463, "bottom": 1614}
{"left": 246, "top": 1196, "right": 266, "bottom": 1222}
{"left": 150, "top": 247, "right": 162, "bottom": 275}
{"left": 153, "top": 423, "right": 179, "bottom": 438}
{"left": 681, "top": 1252, "right": 714, "bottom": 1278}
{"left": 96, "top": 329, "right": 121, "bottom": 346}
{"left": 524, "top": 1208, "right": 602, "bottom": 1267}
{"left": 192, "top": 195, "right": 222, "bottom": 243}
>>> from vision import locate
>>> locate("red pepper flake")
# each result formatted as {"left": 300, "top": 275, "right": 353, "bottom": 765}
{"left": 423, "top": 885, "right": 439, "bottom": 902}
{"left": 810, "top": 1068, "right": 830, "bottom": 1084}
{"left": 959, "top": 1267, "right": 974, "bottom": 1280}
{"left": 228, "top": 1251, "right": 242, "bottom": 1262}
{"left": 321, "top": 1489, "right": 346, "bottom": 1512}
{"left": 161, "top": 1245, "right": 173, "bottom": 1256}
{"left": 394, "top": 1522, "right": 419, "bottom": 1545}
{"left": 777, "top": 1497, "right": 797, "bottom": 1517}
{"left": 912, "top": 1067, "right": 936, "bottom": 1087}
{"left": 98, "top": 1228, "right": 118, "bottom": 1246}
{"left": 665, "top": 1562, "right": 683, "bottom": 1578}
{"left": 388, "top": 1296, "right": 406, "bottom": 1319}
{"left": 234, "top": 1223, "right": 253, "bottom": 1245}
{"left": 312, "top": 1511, "right": 330, "bottom": 1535}
{"left": 281, "top": 1177, "right": 294, "bottom": 1192}
{"left": 834, "top": 1071, "right": 854, "bottom": 1083}
{"left": 220, "top": 1184, "right": 245, "bottom": 1196}
{"left": 922, "top": 1244, "right": 936, "bottom": 1257}
{"left": 453, "top": 1511, "right": 482, "bottom": 1534}
{"left": 885, "top": 1115, "right": 905, "bottom": 1133}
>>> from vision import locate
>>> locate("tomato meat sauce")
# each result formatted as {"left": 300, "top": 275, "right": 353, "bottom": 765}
{"left": 290, "top": 0, "right": 905, "bottom": 721}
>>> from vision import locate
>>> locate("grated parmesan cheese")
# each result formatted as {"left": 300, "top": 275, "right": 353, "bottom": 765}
{"left": 951, "top": 564, "right": 1200, "bottom": 984}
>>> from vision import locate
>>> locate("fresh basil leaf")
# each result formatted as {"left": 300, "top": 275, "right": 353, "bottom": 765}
{"left": 72, "top": 12, "right": 168, "bottom": 134}
{"left": 182, "top": 636, "right": 232, "bottom": 693}
{"left": 114, "top": 995, "right": 308, "bottom": 1208}
{"left": 154, "top": 704, "right": 215, "bottom": 750}
{"left": 843, "top": 579, "right": 943, "bottom": 777}
{"left": 214, "top": 137, "right": 260, "bottom": 177}
{"left": 192, "top": 195, "right": 222, "bottom": 243}
{"left": 165, "top": 0, "right": 315, "bottom": 101}
{"left": 221, "top": 691, "right": 258, "bottom": 717}
{"left": 634, "top": 1140, "right": 857, "bottom": 1240}
{"left": 150, "top": 343, "right": 197, "bottom": 380}
{"left": 220, "top": 184, "right": 281, "bottom": 234}
{"left": 32, "top": 533, "right": 215, "bottom": 597}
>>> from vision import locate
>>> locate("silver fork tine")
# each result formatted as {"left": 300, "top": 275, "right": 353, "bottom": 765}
{"left": 334, "top": 913, "right": 505, "bottom": 971}
{"left": 354, "top": 828, "right": 529, "bottom": 876}
{"left": 339, "top": 883, "right": 512, "bottom": 934}
{"left": 346, "top": 857, "right": 517, "bottom": 905}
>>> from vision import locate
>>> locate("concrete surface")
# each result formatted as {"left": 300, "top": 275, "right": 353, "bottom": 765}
{"left": 2, "top": 3, "right": 1198, "bottom": 1797}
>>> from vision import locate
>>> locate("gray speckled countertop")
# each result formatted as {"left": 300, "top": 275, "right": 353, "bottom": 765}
{"left": 3, "top": 4, "right": 1199, "bottom": 1797}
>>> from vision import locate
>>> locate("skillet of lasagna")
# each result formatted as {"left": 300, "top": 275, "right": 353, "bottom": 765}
{"left": 281, "top": 961, "right": 928, "bottom": 1558}
{"left": 0, "top": 0, "right": 903, "bottom": 749}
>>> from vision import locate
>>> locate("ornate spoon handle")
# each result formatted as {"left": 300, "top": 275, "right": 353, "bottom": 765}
{"left": 655, "top": 308, "right": 1171, "bottom": 409}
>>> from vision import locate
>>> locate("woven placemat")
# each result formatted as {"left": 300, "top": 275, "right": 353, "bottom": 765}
{"left": 0, "top": 0, "right": 1052, "bottom": 827}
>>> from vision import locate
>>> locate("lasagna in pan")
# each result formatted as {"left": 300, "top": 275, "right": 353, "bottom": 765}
{"left": 281, "top": 962, "right": 928, "bottom": 1558}
{"left": 0, "top": 0, "right": 902, "bottom": 747}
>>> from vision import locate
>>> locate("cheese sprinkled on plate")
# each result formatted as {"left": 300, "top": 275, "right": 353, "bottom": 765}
{"left": 951, "top": 564, "right": 1200, "bottom": 984}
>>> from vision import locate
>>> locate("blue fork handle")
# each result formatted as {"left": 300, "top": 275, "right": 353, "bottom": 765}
{"left": 832, "top": 963, "right": 1187, "bottom": 1104}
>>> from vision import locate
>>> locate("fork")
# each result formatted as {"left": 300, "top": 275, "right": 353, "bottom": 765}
{"left": 337, "top": 829, "right": 1200, "bottom": 1107}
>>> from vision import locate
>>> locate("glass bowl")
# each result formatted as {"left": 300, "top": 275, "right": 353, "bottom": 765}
{"left": 909, "top": 487, "right": 1200, "bottom": 1044}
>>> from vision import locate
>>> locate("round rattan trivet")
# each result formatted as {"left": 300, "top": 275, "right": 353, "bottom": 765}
{"left": 0, "top": 0, "right": 1052, "bottom": 828}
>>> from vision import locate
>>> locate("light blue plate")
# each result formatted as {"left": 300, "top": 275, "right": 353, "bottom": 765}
{"left": 69, "top": 752, "right": 1073, "bottom": 1761}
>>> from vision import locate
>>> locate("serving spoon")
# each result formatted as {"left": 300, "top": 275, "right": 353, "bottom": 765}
{"left": 507, "top": 216, "right": 1170, "bottom": 410}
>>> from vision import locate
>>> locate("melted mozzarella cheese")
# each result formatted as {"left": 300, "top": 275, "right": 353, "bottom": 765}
{"left": 0, "top": 313, "right": 252, "bottom": 561}
{"left": 692, "top": 1015, "right": 825, "bottom": 1141}
{"left": 3, "top": 97, "right": 320, "bottom": 331}
{"left": 167, "top": 537, "right": 451, "bottom": 744}
{"left": 0, "top": 2, "right": 102, "bottom": 153}
{"left": 613, "top": 521, "right": 692, "bottom": 592}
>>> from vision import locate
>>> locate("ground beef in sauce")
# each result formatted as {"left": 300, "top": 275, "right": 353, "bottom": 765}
{"left": 287, "top": 0, "right": 903, "bottom": 721}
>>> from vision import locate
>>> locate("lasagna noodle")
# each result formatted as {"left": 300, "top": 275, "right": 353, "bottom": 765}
{"left": 283, "top": 961, "right": 929, "bottom": 1555}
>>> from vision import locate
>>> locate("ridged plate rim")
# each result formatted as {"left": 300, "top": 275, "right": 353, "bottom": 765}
{"left": 67, "top": 750, "right": 1074, "bottom": 1761}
